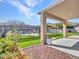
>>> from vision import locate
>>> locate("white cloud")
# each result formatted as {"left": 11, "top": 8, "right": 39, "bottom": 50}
{"left": 0, "top": 0, "right": 40, "bottom": 25}
{"left": 7, "top": 0, "right": 34, "bottom": 19}
{"left": 7, "top": 0, "right": 40, "bottom": 25}
{"left": 26, "top": 0, "right": 42, "bottom": 7}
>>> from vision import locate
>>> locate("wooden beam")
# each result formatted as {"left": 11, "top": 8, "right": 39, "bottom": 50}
{"left": 40, "top": 13, "right": 47, "bottom": 44}
{"left": 44, "top": 12, "right": 66, "bottom": 22}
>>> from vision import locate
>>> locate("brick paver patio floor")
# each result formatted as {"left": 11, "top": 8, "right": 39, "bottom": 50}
{"left": 23, "top": 44, "right": 78, "bottom": 59}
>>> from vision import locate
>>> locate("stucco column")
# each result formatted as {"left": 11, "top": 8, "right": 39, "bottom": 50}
{"left": 63, "top": 21, "right": 67, "bottom": 38}
{"left": 40, "top": 13, "right": 47, "bottom": 44}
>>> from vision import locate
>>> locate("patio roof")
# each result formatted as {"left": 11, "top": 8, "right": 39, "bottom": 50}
{"left": 39, "top": 0, "right": 79, "bottom": 20}
{"left": 39, "top": 0, "right": 79, "bottom": 43}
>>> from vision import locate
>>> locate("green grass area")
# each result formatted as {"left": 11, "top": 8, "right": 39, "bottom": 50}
{"left": 48, "top": 32, "right": 79, "bottom": 39}
{"left": 17, "top": 32, "right": 79, "bottom": 48}
{"left": 17, "top": 34, "right": 63, "bottom": 48}
{"left": 67, "top": 32, "right": 79, "bottom": 36}
{"left": 18, "top": 39, "right": 40, "bottom": 48}
{"left": 48, "top": 33, "right": 63, "bottom": 39}
{"left": 17, "top": 36, "right": 40, "bottom": 48}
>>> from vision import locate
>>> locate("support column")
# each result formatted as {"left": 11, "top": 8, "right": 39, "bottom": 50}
{"left": 63, "top": 21, "right": 67, "bottom": 38}
{"left": 40, "top": 13, "right": 47, "bottom": 44}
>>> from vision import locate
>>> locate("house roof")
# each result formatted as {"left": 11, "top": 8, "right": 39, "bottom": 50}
{"left": 39, "top": 0, "right": 79, "bottom": 20}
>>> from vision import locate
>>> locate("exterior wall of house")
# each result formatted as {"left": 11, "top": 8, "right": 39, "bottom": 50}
{"left": 67, "top": 28, "right": 76, "bottom": 32}
{"left": 0, "top": 25, "right": 40, "bottom": 37}
{"left": 0, "top": 24, "right": 76, "bottom": 37}
{"left": 48, "top": 28, "right": 62, "bottom": 34}
{"left": 47, "top": 28, "right": 76, "bottom": 35}
{"left": 32, "top": 26, "right": 40, "bottom": 33}
{"left": 17, "top": 29, "right": 33, "bottom": 34}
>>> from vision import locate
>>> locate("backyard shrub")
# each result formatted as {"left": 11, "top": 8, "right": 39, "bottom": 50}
{"left": 0, "top": 38, "right": 29, "bottom": 59}
{"left": 6, "top": 31, "right": 20, "bottom": 42}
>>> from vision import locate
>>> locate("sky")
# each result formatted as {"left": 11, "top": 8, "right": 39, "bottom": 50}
{"left": 0, "top": 0, "right": 59, "bottom": 25}
{"left": 0, "top": 0, "right": 79, "bottom": 25}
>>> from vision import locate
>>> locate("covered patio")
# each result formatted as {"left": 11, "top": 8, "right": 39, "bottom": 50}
{"left": 39, "top": 0, "right": 79, "bottom": 58}
{"left": 39, "top": 0, "right": 79, "bottom": 44}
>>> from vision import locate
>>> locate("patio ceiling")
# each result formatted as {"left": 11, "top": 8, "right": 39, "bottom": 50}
{"left": 39, "top": 0, "right": 79, "bottom": 20}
